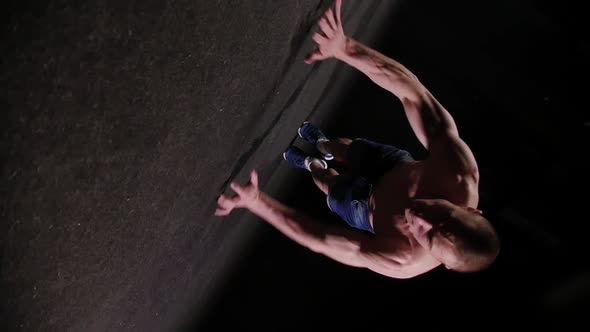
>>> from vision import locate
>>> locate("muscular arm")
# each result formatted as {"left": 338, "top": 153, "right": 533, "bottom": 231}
{"left": 249, "top": 193, "right": 428, "bottom": 278}
{"left": 255, "top": 193, "right": 432, "bottom": 278}
{"left": 216, "top": 171, "right": 429, "bottom": 279}
{"left": 248, "top": 192, "right": 374, "bottom": 267}
{"left": 336, "top": 38, "right": 478, "bottom": 177}
{"left": 336, "top": 38, "right": 458, "bottom": 150}
{"left": 306, "top": 1, "right": 476, "bottom": 176}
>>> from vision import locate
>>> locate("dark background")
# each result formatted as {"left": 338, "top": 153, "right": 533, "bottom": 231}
{"left": 2, "top": 0, "right": 589, "bottom": 331}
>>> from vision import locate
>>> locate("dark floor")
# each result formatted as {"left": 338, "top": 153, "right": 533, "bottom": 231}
{"left": 2, "top": 0, "right": 590, "bottom": 331}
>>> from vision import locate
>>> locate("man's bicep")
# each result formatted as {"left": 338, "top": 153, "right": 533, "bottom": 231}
{"left": 400, "top": 91, "right": 459, "bottom": 150}
{"left": 310, "top": 226, "right": 374, "bottom": 268}
{"left": 315, "top": 227, "right": 410, "bottom": 272}
{"left": 312, "top": 226, "right": 420, "bottom": 278}
{"left": 430, "top": 132, "right": 479, "bottom": 177}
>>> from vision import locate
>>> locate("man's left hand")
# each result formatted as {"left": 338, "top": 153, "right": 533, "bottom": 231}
{"left": 215, "top": 170, "right": 260, "bottom": 216}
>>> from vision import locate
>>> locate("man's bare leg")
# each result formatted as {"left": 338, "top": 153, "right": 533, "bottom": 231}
{"left": 317, "top": 138, "right": 352, "bottom": 163}
{"left": 309, "top": 161, "right": 340, "bottom": 195}
{"left": 308, "top": 137, "right": 354, "bottom": 194}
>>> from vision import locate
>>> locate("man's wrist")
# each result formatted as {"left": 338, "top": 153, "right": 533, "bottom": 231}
{"left": 334, "top": 37, "right": 353, "bottom": 62}
{"left": 246, "top": 191, "right": 264, "bottom": 212}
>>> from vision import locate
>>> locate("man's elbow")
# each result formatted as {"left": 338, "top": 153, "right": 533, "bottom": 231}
{"left": 388, "top": 78, "right": 425, "bottom": 102}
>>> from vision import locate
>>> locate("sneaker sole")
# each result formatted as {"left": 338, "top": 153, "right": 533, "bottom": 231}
{"left": 297, "top": 121, "right": 309, "bottom": 139}
{"left": 282, "top": 151, "right": 328, "bottom": 170}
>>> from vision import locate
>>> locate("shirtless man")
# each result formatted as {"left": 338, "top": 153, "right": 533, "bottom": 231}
{"left": 215, "top": 0, "right": 499, "bottom": 278}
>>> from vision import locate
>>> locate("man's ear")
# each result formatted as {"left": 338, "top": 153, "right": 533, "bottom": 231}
{"left": 414, "top": 217, "right": 433, "bottom": 232}
{"left": 465, "top": 206, "right": 483, "bottom": 215}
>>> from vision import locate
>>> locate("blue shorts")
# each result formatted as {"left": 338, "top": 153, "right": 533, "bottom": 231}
{"left": 346, "top": 138, "right": 414, "bottom": 183}
{"left": 327, "top": 176, "right": 374, "bottom": 233}
{"left": 326, "top": 139, "right": 414, "bottom": 233}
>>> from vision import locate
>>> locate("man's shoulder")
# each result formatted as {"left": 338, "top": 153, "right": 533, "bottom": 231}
{"left": 420, "top": 151, "right": 480, "bottom": 206}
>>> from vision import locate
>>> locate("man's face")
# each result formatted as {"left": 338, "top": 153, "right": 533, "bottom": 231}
{"left": 405, "top": 199, "right": 466, "bottom": 269}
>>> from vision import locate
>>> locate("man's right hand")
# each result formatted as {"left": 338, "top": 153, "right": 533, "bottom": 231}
{"left": 305, "top": 0, "right": 347, "bottom": 64}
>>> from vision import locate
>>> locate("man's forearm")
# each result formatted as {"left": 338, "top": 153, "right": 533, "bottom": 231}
{"left": 247, "top": 192, "right": 328, "bottom": 252}
{"left": 336, "top": 38, "right": 424, "bottom": 98}
{"left": 335, "top": 38, "right": 457, "bottom": 149}
{"left": 247, "top": 192, "right": 370, "bottom": 268}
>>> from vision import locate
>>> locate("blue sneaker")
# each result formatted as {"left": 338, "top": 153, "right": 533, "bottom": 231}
{"left": 298, "top": 122, "right": 334, "bottom": 160}
{"left": 283, "top": 146, "right": 327, "bottom": 171}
